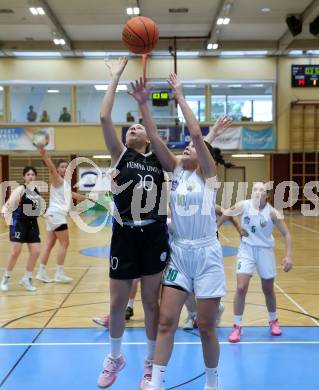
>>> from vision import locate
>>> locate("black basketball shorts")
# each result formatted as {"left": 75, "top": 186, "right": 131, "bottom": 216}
{"left": 10, "top": 219, "right": 40, "bottom": 243}
{"left": 109, "top": 221, "right": 169, "bottom": 279}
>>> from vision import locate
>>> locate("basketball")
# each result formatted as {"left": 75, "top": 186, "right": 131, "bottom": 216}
{"left": 122, "top": 16, "right": 159, "bottom": 54}
{"left": 32, "top": 130, "right": 49, "bottom": 147}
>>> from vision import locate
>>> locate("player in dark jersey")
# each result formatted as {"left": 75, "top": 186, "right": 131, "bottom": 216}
{"left": 97, "top": 57, "right": 169, "bottom": 389}
{"left": 1, "top": 166, "right": 44, "bottom": 292}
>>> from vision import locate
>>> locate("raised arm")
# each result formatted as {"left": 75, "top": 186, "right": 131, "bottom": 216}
{"left": 37, "top": 144, "right": 62, "bottom": 187}
{"left": 204, "top": 116, "right": 232, "bottom": 144}
{"left": 128, "top": 78, "right": 178, "bottom": 172}
{"left": 100, "top": 58, "right": 127, "bottom": 165}
{"left": 271, "top": 207, "right": 292, "bottom": 272}
{"left": 168, "top": 73, "right": 216, "bottom": 179}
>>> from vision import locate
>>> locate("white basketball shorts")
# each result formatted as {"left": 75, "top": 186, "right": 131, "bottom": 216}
{"left": 163, "top": 236, "right": 226, "bottom": 299}
{"left": 237, "top": 242, "right": 276, "bottom": 279}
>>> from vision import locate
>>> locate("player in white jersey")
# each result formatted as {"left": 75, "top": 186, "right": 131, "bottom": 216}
{"left": 35, "top": 145, "right": 94, "bottom": 284}
{"left": 129, "top": 73, "right": 224, "bottom": 390}
{"left": 221, "top": 182, "right": 293, "bottom": 343}
{"left": 182, "top": 204, "right": 248, "bottom": 330}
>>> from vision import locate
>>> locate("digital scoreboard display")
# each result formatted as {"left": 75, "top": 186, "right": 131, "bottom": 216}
{"left": 292, "top": 65, "right": 319, "bottom": 87}
{"left": 152, "top": 91, "right": 170, "bottom": 106}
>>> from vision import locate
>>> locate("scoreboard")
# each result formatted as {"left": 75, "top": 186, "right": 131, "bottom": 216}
{"left": 152, "top": 91, "right": 170, "bottom": 106}
{"left": 292, "top": 65, "right": 319, "bottom": 87}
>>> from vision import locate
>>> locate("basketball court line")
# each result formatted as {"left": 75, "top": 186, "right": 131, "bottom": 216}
{"left": 218, "top": 231, "right": 231, "bottom": 243}
{"left": 277, "top": 221, "right": 319, "bottom": 327}
{"left": 3, "top": 265, "right": 319, "bottom": 270}
{"left": 291, "top": 222, "right": 319, "bottom": 234}
{"left": 275, "top": 282, "right": 319, "bottom": 326}
{"left": 0, "top": 267, "right": 91, "bottom": 387}
{"left": 0, "top": 341, "right": 319, "bottom": 347}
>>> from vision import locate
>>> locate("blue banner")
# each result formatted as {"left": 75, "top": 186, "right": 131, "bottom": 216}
{"left": 241, "top": 127, "right": 275, "bottom": 150}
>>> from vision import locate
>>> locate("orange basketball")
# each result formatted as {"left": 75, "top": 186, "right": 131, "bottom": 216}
{"left": 122, "top": 16, "right": 159, "bottom": 54}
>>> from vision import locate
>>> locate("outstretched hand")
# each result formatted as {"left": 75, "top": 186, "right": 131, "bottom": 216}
{"left": 167, "top": 73, "right": 183, "bottom": 98}
{"left": 36, "top": 143, "right": 46, "bottom": 156}
{"left": 212, "top": 116, "right": 233, "bottom": 137}
{"left": 105, "top": 57, "right": 128, "bottom": 78}
{"left": 128, "top": 77, "right": 152, "bottom": 105}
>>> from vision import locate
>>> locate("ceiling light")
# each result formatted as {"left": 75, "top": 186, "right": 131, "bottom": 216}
{"left": 288, "top": 50, "right": 303, "bottom": 56}
{"left": 223, "top": 17, "right": 230, "bottom": 24}
{"left": 228, "top": 84, "right": 242, "bottom": 88}
{"left": 244, "top": 50, "right": 268, "bottom": 55}
{"left": 36, "top": 7, "right": 45, "bottom": 15}
{"left": 176, "top": 51, "right": 200, "bottom": 57}
{"left": 221, "top": 51, "right": 245, "bottom": 56}
{"left": 261, "top": 7, "right": 271, "bottom": 12}
{"left": 83, "top": 51, "right": 107, "bottom": 57}
{"left": 13, "top": 51, "right": 62, "bottom": 57}
{"left": 0, "top": 86, "right": 3, "bottom": 91}
{"left": 133, "top": 7, "right": 140, "bottom": 15}
{"left": 211, "top": 84, "right": 219, "bottom": 88}
{"left": 47, "top": 89, "right": 60, "bottom": 93}
{"left": 251, "top": 84, "right": 264, "bottom": 88}
{"left": 126, "top": 7, "right": 133, "bottom": 15}
{"left": 208, "top": 43, "right": 219, "bottom": 50}
{"left": 93, "top": 155, "right": 111, "bottom": 159}
{"left": 221, "top": 50, "right": 267, "bottom": 57}
{"left": 29, "top": 7, "right": 45, "bottom": 15}
{"left": 53, "top": 38, "right": 66, "bottom": 45}
{"left": 29, "top": 7, "right": 37, "bottom": 15}
{"left": 232, "top": 154, "right": 265, "bottom": 158}
{"left": 217, "top": 18, "right": 224, "bottom": 25}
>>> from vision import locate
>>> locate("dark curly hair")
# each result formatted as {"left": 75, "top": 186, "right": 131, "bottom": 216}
{"left": 204, "top": 142, "right": 234, "bottom": 168}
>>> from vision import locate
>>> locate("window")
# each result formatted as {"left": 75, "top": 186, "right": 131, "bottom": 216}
{"left": 177, "top": 86, "right": 206, "bottom": 122}
{"left": 77, "top": 85, "right": 138, "bottom": 123}
{"left": 211, "top": 83, "right": 273, "bottom": 122}
{"left": 227, "top": 96, "right": 253, "bottom": 121}
{"left": 252, "top": 96, "right": 272, "bottom": 122}
{"left": 10, "top": 86, "right": 71, "bottom": 123}
{"left": 211, "top": 95, "right": 226, "bottom": 121}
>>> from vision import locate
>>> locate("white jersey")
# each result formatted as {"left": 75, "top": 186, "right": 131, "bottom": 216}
{"left": 170, "top": 164, "right": 217, "bottom": 241}
{"left": 241, "top": 199, "right": 274, "bottom": 248}
{"left": 47, "top": 180, "right": 71, "bottom": 216}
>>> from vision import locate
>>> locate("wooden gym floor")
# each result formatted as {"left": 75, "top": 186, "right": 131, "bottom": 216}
{"left": 0, "top": 213, "right": 318, "bottom": 329}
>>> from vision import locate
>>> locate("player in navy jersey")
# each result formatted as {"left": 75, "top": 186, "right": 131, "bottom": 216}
{"left": 1, "top": 166, "right": 44, "bottom": 291}
{"left": 97, "top": 58, "right": 169, "bottom": 389}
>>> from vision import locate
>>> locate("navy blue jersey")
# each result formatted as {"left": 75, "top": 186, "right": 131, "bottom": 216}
{"left": 12, "top": 185, "right": 42, "bottom": 221}
{"left": 113, "top": 148, "right": 167, "bottom": 223}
